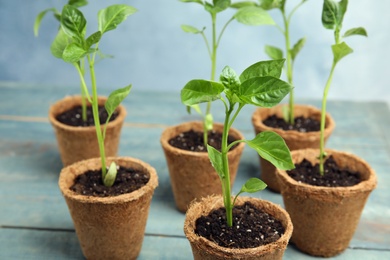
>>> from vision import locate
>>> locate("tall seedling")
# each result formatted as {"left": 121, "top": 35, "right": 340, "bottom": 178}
{"left": 181, "top": 59, "right": 294, "bottom": 226}
{"left": 261, "top": 0, "right": 308, "bottom": 124}
{"left": 181, "top": 0, "right": 275, "bottom": 146}
{"left": 35, "top": 0, "right": 91, "bottom": 122}
{"left": 50, "top": 4, "right": 137, "bottom": 186}
{"left": 319, "top": 0, "right": 367, "bottom": 174}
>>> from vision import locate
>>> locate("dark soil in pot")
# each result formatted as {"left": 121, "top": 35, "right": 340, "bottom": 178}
{"left": 287, "top": 155, "right": 362, "bottom": 187}
{"left": 195, "top": 202, "right": 285, "bottom": 249}
{"left": 168, "top": 129, "right": 237, "bottom": 152}
{"left": 56, "top": 105, "right": 119, "bottom": 127}
{"left": 71, "top": 167, "right": 150, "bottom": 197}
{"left": 263, "top": 115, "right": 320, "bottom": 132}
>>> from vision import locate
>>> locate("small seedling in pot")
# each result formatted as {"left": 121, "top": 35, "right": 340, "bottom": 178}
{"left": 49, "top": 4, "right": 136, "bottom": 186}
{"left": 181, "top": 59, "right": 294, "bottom": 226}
{"left": 260, "top": 0, "right": 308, "bottom": 124}
{"left": 180, "top": 0, "right": 275, "bottom": 146}
{"left": 318, "top": 0, "right": 367, "bottom": 174}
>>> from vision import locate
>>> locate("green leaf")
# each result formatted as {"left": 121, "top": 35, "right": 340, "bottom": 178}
{"left": 205, "top": 113, "right": 214, "bottom": 131}
{"left": 98, "top": 4, "right": 137, "bottom": 34}
{"left": 239, "top": 59, "right": 285, "bottom": 82}
{"left": 239, "top": 76, "right": 291, "bottom": 107}
{"left": 343, "top": 27, "right": 367, "bottom": 38}
{"left": 50, "top": 28, "right": 71, "bottom": 59}
{"left": 34, "top": 8, "right": 58, "bottom": 37}
{"left": 322, "top": 0, "right": 338, "bottom": 29}
{"left": 264, "top": 45, "right": 283, "bottom": 60}
{"left": 245, "top": 131, "right": 294, "bottom": 170}
{"left": 230, "top": 1, "right": 257, "bottom": 9}
{"left": 234, "top": 6, "right": 275, "bottom": 26}
{"left": 240, "top": 178, "right": 267, "bottom": 193}
{"left": 68, "top": 0, "right": 88, "bottom": 8}
{"left": 61, "top": 5, "right": 86, "bottom": 41}
{"left": 181, "top": 80, "right": 224, "bottom": 106}
{"left": 62, "top": 43, "right": 87, "bottom": 63}
{"left": 187, "top": 104, "right": 202, "bottom": 115}
{"left": 180, "top": 0, "right": 204, "bottom": 4}
{"left": 211, "top": 0, "right": 231, "bottom": 13}
{"left": 260, "top": 0, "right": 284, "bottom": 10}
{"left": 337, "top": 0, "right": 348, "bottom": 26}
{"left": 181, "top": 24, "right": 202, "bottom": 34}
{"left": 86, "top": 31, "right": 102, "bottom": 49}
{"left": 105, "top": 85, "right": 132, "bottom": 116}
{"left": 290, "top": 37, "right": 306, "bottom": 61}
{"left": 207, "top": 144, "right": 225, "bottom": 178}
{"left": 103, "top": 162, "right": 117, "bottom": 187}
{"left": 332, "top": 41, "right": 353, "bottom": 63}
{"left": 220, "top": 66, "right": 240, "bottom": 94}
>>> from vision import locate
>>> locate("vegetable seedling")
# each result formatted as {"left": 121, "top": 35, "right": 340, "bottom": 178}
{"left": 50, "top": 4, "right": 137, "bottom": 186}
{"left": 34, "top": 0, "right": 90, "bottom": 122}
{"left": 261, "top": 0, "right": 308, "bottom": 124}
{"left": 319, "top": 0, "right": 367, "bottom": 174}
{"left": 180, "top": 0, "right": 275, "bottom": 146}
{"left": 181, "top": 59, "right": 295, "bottom": 226}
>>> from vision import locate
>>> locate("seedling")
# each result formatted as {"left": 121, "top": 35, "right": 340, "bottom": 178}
{"left": 261, "top": 0, "right": 308, "bottom": 124}
{"left": 181, "top": 0, "right": 275, "bottom": 146}
{"left": 319, "top": 0, "right": 367, "bottom": 174}
{"left": 181, "top": 59, "right": 294, "bottom": 226}
{"left": 34, "top": 0, "right": 91, "bottom": 122}
{"left": 49, "top": 4, "right": 136, "bottom": 186}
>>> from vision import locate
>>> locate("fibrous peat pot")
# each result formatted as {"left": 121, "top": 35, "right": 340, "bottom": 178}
{"left": 160, "top": 121, "right": 245, "bottom": 213}
{"left": 49, "top": 96, "right": 126, "bottom": 166}
{"left": 184, "top": 196, "right": 293, "bottom": 260}
{"left": 58, "top": 157, "right": 158, "bottom": 260}
{"left": 276, "top": 149, "right": 377, "bottom": 257}
{"left": 251, "top": 104, "right": 335, "bottom": 192}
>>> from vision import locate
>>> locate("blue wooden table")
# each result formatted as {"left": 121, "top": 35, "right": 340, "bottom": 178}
{"left": 0, "top": 83, "right": 389, "bottom": 259}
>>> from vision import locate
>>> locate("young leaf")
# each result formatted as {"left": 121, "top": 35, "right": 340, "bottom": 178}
{"left": 181, "top": 80, "right": 224, "bottom": 106}
{"left": 337, "top": 0, "right": 348, "bottom": 26}
{"left": 34, "top": 8, "right": 58, "bottom": 37}
{"left": 68, "top": 0, "right": 88, "bottom": 8}
{"left": 61, "top": 5, "right": 86, "bottom": 41}
{"left": 265, "top": 45, "right": 283, "bottom": 60}
{"left": 62, "top": 43, "right": 87, "bottom": 63}
{"left": 245, "top": 131, "right": 294, "bottom": 170}
{"left": 103, "top": 162, "right": 117, "bottom": 187}
{"left": 290, "top": 37, "right": 306, "bottom": 61}
{"left": 205, "top": 113, "right": 214, "bottom": 131}
{"left": 343, "top": 27, "right": 367, "bottom": 38}
{"left": 234, "top": 6, "right": 275, "bottom": 26}
{"left": 220, "top": 66, "right": 240, "bottom": 95}
{"left": 332, "top": 41, "right": 353, "bottom": 63}
{"left": 180, "top": 0, "right": 204, "bottom": 4}
{"left": 260, "top": 0, "right": 284, "bottom": 10}
{"left": 207, "top": 144, "right": 225, "bottom": 178}
{"left": 208, "top": 0, "right": 231, "bottom": 14}
{"left": 230, "top": 1, "right": 257, "bottom": 9}
{"left": 239, "top": 59, "right": 285, "bottom": 82}
{"left": 322, "top": 0, "right": 338, "bottom": 29}
{"left": 105, "top": 85, "right": 132, "bottom": 116}
{"left": 98, "top": 5, "right": 137, "bottom": 34}
{"left": 239, "top": 76, "right": 291, "bottom": 107}
{"left": 51, "top": 28, "right": 71, "bottom": 59}
{"left": 86, "top": 31, "right": 102, "bottom": 49}
{"left": 240, "top": 178, "right": 267, "bottom": 193}
{"left": 181, "top": 24, "right": 202, "bottom": 34}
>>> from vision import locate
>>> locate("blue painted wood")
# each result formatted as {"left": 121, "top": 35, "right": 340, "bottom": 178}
{"left": 0, "top": 84, "right": 389, "bottom": 258}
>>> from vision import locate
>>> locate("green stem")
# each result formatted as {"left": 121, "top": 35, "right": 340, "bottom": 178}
{"left": 282, "top": 10, "right": 294, "bottom": 124}
{"left": 75, "top": 65, "right": 92, "bottom": 104}
{"left": 80, "top": 59, "right": 87, "bottom": 122}
{"left": 319, "top": 61, "right": 337, "bottom": 175}
{"left": 87, "top": 54, "right": 107, "bottom": 178}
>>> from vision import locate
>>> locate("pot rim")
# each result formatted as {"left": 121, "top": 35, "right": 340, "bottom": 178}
{"left": 276, "top": 148, "right": 377, "bottom": 195}
{"left": 48, "top": 95, "right": 127, "bottom": 132}
{"left": 184, "top": 195, "right": 293, "bottom": 257}
{"left": 252, "top": 104, "right": 335, "bottom": 137}
{"left": 160, "top": 121, "right": 245, "bottom": 157}
{"left": 58, "top": 156, "right": 158, "bottom": 204}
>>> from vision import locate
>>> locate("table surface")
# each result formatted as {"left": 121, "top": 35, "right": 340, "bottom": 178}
{"left": 0, "top": 83, "right": 389, "bottom": 259}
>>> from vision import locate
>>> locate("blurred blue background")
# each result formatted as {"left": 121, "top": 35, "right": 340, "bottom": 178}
{"left": 0, "top": 0, "right": 389, "bottom": 104}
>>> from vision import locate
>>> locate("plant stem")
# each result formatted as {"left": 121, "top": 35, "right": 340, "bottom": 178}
{"left": 87, "top": 54, "right": 107, "bottom": 178}
{"left": 80, "top": 59, "right": 87, "bottom": 122}
{"left": 319, "top": 61, "right": 336, "bottom": 175}
{"left": 282, "top": 10, "right": 294, "bottom": 124}
{"left": 222, "top": 102, "right": 234, "bottom": 227}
